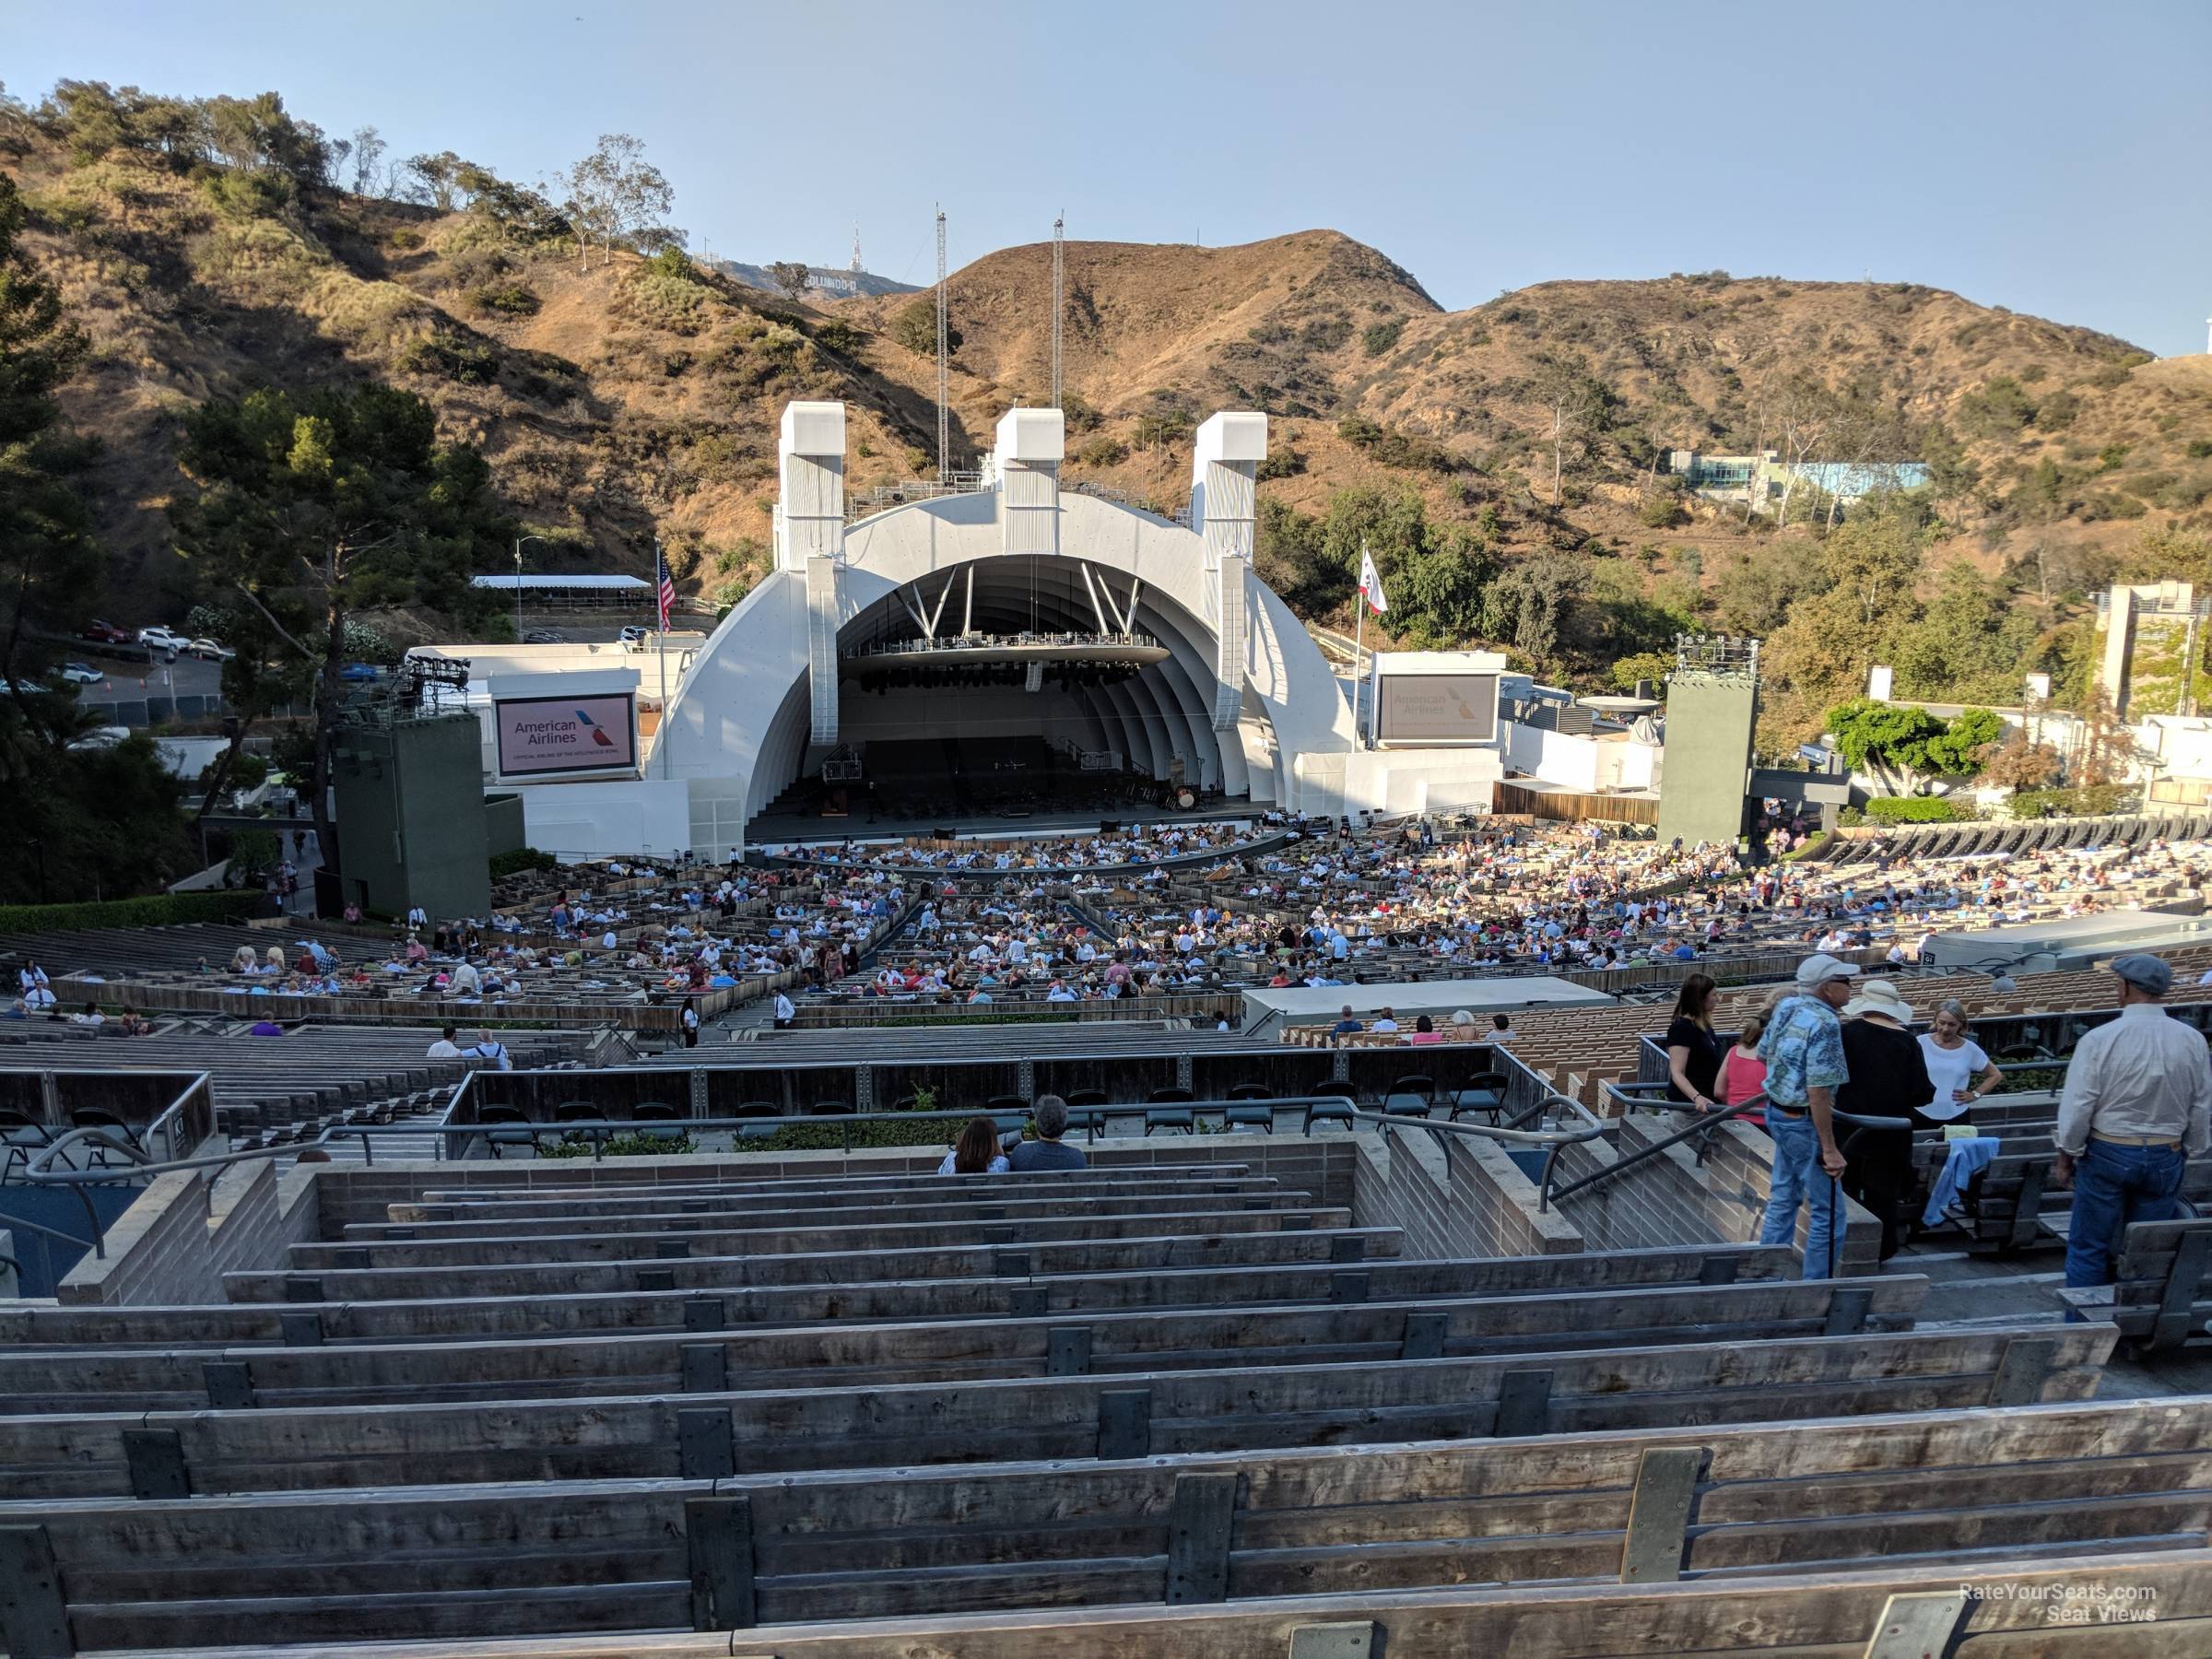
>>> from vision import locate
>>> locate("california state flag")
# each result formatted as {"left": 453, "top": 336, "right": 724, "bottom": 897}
{"left": 1358, "top": 544, "right": 1389, "bottom": 615}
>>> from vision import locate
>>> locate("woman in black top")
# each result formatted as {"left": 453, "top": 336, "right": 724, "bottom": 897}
{"left": 1665, "top": 973, "right": 1725, "bottom": 1114}
{"left": 1835, "top": 978, "right": 1936, "bottom": 1262}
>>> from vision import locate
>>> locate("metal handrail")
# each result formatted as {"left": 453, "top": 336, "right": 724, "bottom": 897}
{"left": 22, "top": 1091, "right": 1612, "bottom": 1187}
{"left": 1550, "top": 1082, "right": 1913, "bottom": 1213}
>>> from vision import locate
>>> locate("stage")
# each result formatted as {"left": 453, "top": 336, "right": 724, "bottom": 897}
{"left": 746, "top": 797, "right": 1272, "bottom": 849}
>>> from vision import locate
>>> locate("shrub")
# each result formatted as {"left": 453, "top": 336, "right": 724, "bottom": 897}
{"left": 2188, "top": 439, "right": 2212, "bottom": 460}
{"left": 1638, "top": 496, "right": 1688, "bottom": 528}
{"left": 1361, "top": 319, "right": 1404, "bottom": 358}
{"left": 489, "top": 846, "right": 559, "bottom": 880}
{"left": 1299, "top": 315, "right": 1352, "bottom": 352}
{"left": 1075, "top": 435, "right": 1129, "bottom": 467}
{"left": 2008, "top": 784, "right": 2135, "bottom": 819}
{"left": 0, "top": 891, "right": 265, "bottom": 932}
{"left": 811, "top": 318, "right": 865, "bottom": 356}
{"left": 398, "top": 333, "right": 498, "bottom": 383}
{"left": 1863, "top": 795, "right": 1967, "bottom": 823}
{"left": 471, "top": 282, "right": 539, "bottom": 317}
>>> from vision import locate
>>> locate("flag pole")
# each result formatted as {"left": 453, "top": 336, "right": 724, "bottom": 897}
{"left": 1352, "top": 592, "right": 1366, "bottom": 750}
{"left": 1353, "top": 537, "right": 1370, "bottom": 750}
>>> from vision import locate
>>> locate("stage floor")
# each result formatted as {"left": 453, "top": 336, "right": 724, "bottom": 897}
{"left": 747, "top": 797, "right": 1266, "bottom": 848}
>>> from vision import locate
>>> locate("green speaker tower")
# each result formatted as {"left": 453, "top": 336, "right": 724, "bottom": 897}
{"left": 1657, "top": 635, "right": 1759, "bottom": 850}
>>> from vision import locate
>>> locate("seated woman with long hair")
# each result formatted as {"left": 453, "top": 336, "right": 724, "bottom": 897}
{"left": 936, "top": 1114, "right": 1009, "bottom": 1175}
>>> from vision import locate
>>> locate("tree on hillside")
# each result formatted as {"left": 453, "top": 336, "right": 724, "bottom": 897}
{"left": 171, "top": 382, "right": 512, "bottom": 882}
{"left": 1769, "top": 375, "right": 1834, "bottom": 526}
{"left": 1529, "top": 351, "right": 1617, "bottom": 506}
{"left": 769, "top": 261, "right": 812, "bottom": 301}
{"left": 553, "top": 134, "right": 672, "bottom": 273}
{"left": 556, "top": 135, "right": 676, "bottom": 274}
{"left": 1888, "top": 561, "right": 2043, "bottom": 705}
{"left": 348, "top": 125, "right": 386, "bottom": 196}
{"left": 0, "top": 175, "right": 102, "bottom": 703}
{"left": 406, "top": 151, "right": 471, "bottom": 212}
{"left": 1482, "top": 553, "right": 1583, "bottom": 663}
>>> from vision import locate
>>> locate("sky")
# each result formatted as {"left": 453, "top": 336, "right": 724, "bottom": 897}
{"left": 6, "top": 0, "right": 2208, "bottom": 356}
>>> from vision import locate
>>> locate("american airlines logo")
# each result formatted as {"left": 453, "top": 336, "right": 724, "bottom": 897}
{"left": 573, "top": 709, "right": 617, "bottom": 747}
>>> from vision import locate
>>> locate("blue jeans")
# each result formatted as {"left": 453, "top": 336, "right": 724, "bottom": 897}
{"left": 1759, "top": 1107, "right": 1841, "bottom": 1279}
{"left": 2065, "top": 1139, "right": 2185, "bottom": 1288}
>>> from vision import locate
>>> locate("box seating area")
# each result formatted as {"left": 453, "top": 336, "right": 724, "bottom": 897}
{"left": 1299, "top": 948, "right": 2212, "bottom": 1113}
{"left": 3, "top": 865, "right": 905, "bottom": 1032}
{"left": 0, "top": 1020, "right": 585, "bottom": 1147}
{"left": 0, "top": 1152, "right": 2163, "bottom": 1657}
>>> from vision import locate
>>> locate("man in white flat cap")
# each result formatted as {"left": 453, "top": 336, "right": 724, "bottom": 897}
{"left": 1754, "top": 953, "right": 1859, "bottom": 1277}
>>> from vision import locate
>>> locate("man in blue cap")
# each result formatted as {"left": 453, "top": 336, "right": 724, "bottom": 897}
{"left": 2053, "top": 954, "right": 2212, "bottom": 1290}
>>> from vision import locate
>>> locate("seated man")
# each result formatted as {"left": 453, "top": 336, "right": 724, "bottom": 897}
{"left": 1005, "top": 1094, "right": 1088, "bottom": 1171}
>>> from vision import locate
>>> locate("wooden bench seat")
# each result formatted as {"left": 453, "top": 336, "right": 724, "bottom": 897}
{"left": 280, "top": 1206, "right": 1359, "bottom": 1273}
{"left": 340, "top": 1188, "right": 1324, "bottom": 1244}
{"left": 0, "top": 1242, "right": 1796, "bottom": 1351}
{"left": 0, "top": 1323, "right": 2110, "bottom": 1500}
{"left": 0, "top": 1274, "right": 1927, "bottom": 1414}
{"left": 221, "top": 1227, "right": 1408, "bottom": 1303}
{"left": 0, "top": 1394, "right": 2183, "bottom": 1650}
{"left": 2064, "top": 1216, "right": 2212, "bottom": 1350}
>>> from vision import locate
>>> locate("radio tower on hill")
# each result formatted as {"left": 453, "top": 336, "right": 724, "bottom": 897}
{"left": 851, "top": 223, "right": 863, "bottom": 277}
{"left": 935, "top": 206, "right": 949, "bottom": 480}
{"left": 1052, "top": 214, "right": 1065, "bottom": 409}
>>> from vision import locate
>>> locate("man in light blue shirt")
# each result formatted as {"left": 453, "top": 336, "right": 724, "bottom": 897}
{"left": 1756, "top": 954, "right": 1856, "bottom": 1277}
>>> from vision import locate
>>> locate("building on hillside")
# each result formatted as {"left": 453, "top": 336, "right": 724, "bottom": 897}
{"left": 1666, "top": 450, "right": 1930, "bottom": 512}
{"left": 2095, "top": 581, "right": 2212, "bottom": 722}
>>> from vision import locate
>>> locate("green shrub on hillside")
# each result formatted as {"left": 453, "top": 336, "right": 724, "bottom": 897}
{"left": 470, "top": 282, "right": 539, "bottom": 317}
{"left": 1361, "top": 319, "right": 1404, "bottom": 358}
{"left": 2008, "top": 784, "right": 2134, "bottom": 819}
{"left": 811, "top": 319, "right": 866, "bottom": 357}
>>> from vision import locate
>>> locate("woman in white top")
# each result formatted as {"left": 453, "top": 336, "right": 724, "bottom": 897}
{"left": 1914, "top": 998, "right": 2001, "bottom": 1129}
{"left": 936, "top": 1114, "right": 1009, "bottom": 1175}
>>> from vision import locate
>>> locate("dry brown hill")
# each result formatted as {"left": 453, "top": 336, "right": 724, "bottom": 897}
{"left": 8, "top": 119, "right": 2208, "bottom": 651}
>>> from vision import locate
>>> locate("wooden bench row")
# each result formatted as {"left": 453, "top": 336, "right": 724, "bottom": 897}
{"left": 0, "top": 1323, "right": 2110, "bottom": 1500}
{"left": 222, "top": 1226, "right": 1409, "bottom": 1303}
{"left": 0, "top": 1241, "right": 1795, "bottom": 1351}
{"left": 0, "top": 1274, "right": 1926, "bottom": 1414}
{"left": 0, "top": 1395, "right": 2181, "bottom": 1651}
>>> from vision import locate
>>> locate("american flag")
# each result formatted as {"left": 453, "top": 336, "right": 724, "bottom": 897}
{"left": 654, "top": 542, "right": 674, "bottom": 632}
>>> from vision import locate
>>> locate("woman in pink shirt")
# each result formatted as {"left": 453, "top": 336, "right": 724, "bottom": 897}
{"left": 1721, "top": 1011, "right": 1769, "bottom": 1127}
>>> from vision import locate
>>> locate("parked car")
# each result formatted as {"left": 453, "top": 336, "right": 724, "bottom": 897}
{"left": 9, "top": 678, "right": 52, "bottom": 694}
{"left": 57, "top": 663, "right": 103, "bottom": 685}
{"left": 185, "top": 638, "right": 236, "bottom": 661}
{"left": 339, "top": 662, "right": 383, "bottom": 682}
{"left": 522, "top": 629, "right": 566, "bottom": 644}
{"left": 618, "top": 625, "right": 652, "bottom": 650}
{"left": 79, "top": 619, "right": 131, "bottom": 645}
{"left": 136, "top": 626, "right": 189, "bottom": 652}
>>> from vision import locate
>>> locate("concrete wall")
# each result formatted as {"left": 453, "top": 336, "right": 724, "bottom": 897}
{"left": 1553, "top": 1114, "right": 1879, "bottom": 1274}
{"left": 57, "top": 1160, "right": 321, "bottom": 1306}
{"left": 1350, "top": 1134, "right": 1583, "bottom": 1259}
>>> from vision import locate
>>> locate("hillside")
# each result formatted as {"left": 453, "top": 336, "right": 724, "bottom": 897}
{"left": 6, "top": 100, "right": 2209, "bottom": 697}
